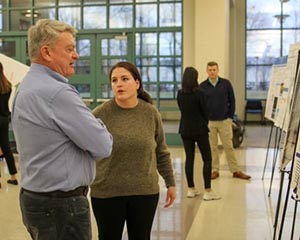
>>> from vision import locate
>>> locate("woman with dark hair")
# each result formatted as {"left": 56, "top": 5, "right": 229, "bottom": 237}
{"left": 177, "top": 67, "right": 220, "bottom": 200}
{"left": 0, "top": 62, "right": 18, "bottom": 187}
{"left": 91, "top": 61, "right": 176, "bottom": 239}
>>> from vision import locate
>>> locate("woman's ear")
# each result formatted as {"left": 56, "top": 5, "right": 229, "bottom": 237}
{"left": 136, "top": 79, "right": 140, "bottom": 90}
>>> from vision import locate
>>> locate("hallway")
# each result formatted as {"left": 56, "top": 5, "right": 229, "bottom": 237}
{"left": 0, "top": 125, "right": 299, "bottom": 240}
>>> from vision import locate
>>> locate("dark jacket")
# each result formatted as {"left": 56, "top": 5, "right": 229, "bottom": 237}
{"left": 0, "top": 91, "right": 11, "bottom": 127}
{"left": 199, "top": 77, "right": 235, "bottom": 121}
{"left": 177, "top": 88, "right": 209, "bottom": 138}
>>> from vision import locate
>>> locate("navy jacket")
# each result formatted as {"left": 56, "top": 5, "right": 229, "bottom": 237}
{"left": 199, "top": 77, "right": 235, "bottom": 121}
{"left": 177, "top": 88, "right": 209, "bottom": 138}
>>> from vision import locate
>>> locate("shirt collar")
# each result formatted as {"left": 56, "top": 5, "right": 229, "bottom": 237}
{"left": 208, "top": 77, "right": 219, "bottom": 86}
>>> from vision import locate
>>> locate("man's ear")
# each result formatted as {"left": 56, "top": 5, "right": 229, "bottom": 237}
{"left": 40, "top": 45, "right": 52, "bottom": 61}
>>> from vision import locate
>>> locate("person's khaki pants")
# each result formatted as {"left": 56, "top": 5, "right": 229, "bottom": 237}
{"left": 208, "top": 118, "right": 240, "bottom": 173}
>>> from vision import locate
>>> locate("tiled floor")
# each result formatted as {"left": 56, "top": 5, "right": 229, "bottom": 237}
{"left": 0, "top": 125, "right": 299, "bottom": 240}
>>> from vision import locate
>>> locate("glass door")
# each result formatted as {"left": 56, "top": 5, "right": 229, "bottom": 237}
{"left": 95, "top": 33, "right": 133, "bottom": 105}
{"left": 70, "top": 33, "right": 133, "bottom": 109}
{"left": 69, "top": 34, "right": 97, "bottom": 108}
{"left": 0, "top": 37, "right": 29, "bottom": 64}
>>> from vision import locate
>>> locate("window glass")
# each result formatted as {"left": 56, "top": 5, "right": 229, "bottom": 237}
{"left": 84, "top": 6, "right": 106, "bottom": 29}
{"left": 160, "top": 57, "right": 181, "bottom": 81}
{"left": 83, "top": 0, "right": 106, "bottom": 4}
{"left": 0, "top": 40, "right": 16, "bottom": 58}
{"left": 282, "top": 0, "right": 300, "bottom": 28}
{"left": 283, "top": 30, "right": 300, "bottom": 56}
{"left": 246, "top": 66, "right": 272, "bottom": 99}
{"left": 10, "top": 0, "right": 31, "bottom": 7}
{"left": 159, "top": 3, "right": 181, "bottom": 27}
{"left": 0, "top": 11, "right": 7, "bottom": 31}
{"left": 77, "top": 39, "right": 91, "bottom": 57}
{"left": 247, "top": 30, "right": 280, "bottom": 65}
{"left": 246, "top": 0, "right": 300, "bottom": 99}
{"left": 144, "top": 84, "right": 157, "bottom": 98}
{"left": 159, "top": 32, "right": 179, "bottom": 56}
{"left": 247, "top": 0, "right": 281, "bottom": 29}
{"left": 138, "top": 65, "right": 158, "bottom": 82}
{"left": 33, "top": 8, "right": 56, "bottom": 22}
{"left": 110, "top": 0, "right": 133, "bottom": 3}
{"left": 75, "top": 60, "right": 91, "bottom": 74}
{"left": 11, "top": 10, "right": 32, "bottom": 31}
{"left": 159, "top": 63, "right": 181, "bottom": 82}
{"left": 160, "top": 83, "right": 176, "bottom": 98}
{"left": 101, "top": 84, "right": 113, "bottom": 98}
{"left": 73, "top": 84, "right": 91, "bottom": 97}
{"left": 109, "top": 5, "right": 133, "bottom": 28}
{"left": 0, "top": 0, "right": 7, "bottom": 8}
{"left": 110, "top": 39, "right": 128, "bottom": 55}
{"left": 34, "top": 0, "right": 56, "bottom": 7}
{"left": 101, "top": 39, "right": 128, "bottom": 56}
{"left": 136, "top": 4, "right": 157, "bottom": 27}
{"left": 58, "top": 0, "right": 81, "bottom": 6}
{"left": 135, "top": 33, "right": 157, "bottom": 56}
{"left": 175, "top": 32, "right": 182, "bottom": 55}
{"left": 58, "top": 7, "right": 81, "bottom": 29}
{"left": 136, "top": 57, "right": 157, "bottom": 66}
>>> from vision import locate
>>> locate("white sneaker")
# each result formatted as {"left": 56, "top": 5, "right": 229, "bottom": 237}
{"left": 203, "top": 190, "right": 221, "bottom": 201}
{"left": 187, "top": 188, "right": 200, "bottom": 198}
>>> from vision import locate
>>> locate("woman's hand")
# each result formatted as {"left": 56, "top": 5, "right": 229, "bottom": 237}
{"left": 164, "top": 186, "right": 176, "bottom": 208}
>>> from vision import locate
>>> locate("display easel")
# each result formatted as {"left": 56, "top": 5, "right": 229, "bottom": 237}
{"left": 272, "top": 54, "right": 300, "bottom": 239}
{"left": 262, "top": 123, "right": 274, "bottom": 180}
{"left": 268, "top": 126, "right": 282, "bottom": 197}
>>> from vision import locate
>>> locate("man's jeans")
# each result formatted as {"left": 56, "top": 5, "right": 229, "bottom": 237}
{"left": 20, "top": 189, "right": 92, "bottom": 240}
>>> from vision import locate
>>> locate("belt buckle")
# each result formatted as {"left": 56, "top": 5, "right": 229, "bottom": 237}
{"left": 82, "top": 186, "right": 88, "bottom": 196}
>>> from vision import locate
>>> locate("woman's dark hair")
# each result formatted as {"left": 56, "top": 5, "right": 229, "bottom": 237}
{"left": 181, "top": 67, "right": 199, "bottom": 93}
{"left": 109, "top": 61, "right": 153, "bottom": 104}
{"left": 0, "top": 62, "right": 11, "bottom": 94}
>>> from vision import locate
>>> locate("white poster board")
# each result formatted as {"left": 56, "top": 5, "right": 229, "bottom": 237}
{"left": 264, "top": 64, "right": 287, "bottom": 123}
{"left": 280, "top": 65, "right": 300, "bottom": 170}
{"left": 281, "top": 43, "right": 300, "bottom": 131}
{"left": 291, "top": 137, "right": 300, "bottom": 200}
{"left": 0, "top": 54, "right": 29, "bottom": 111}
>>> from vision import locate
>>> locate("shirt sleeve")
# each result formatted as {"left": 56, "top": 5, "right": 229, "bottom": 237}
{"left": 51, "top": 87, "right": 113, "bottom": 160}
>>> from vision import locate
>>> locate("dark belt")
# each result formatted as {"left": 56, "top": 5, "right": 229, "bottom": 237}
{"left": 21, "top": 186, "right": 88, "bottom": 198}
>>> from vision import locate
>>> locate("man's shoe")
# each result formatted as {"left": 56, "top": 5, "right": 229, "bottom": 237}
{"left": 233, "top": 171, "right": 251, "bottom": 180}
{"left": 187, "top": 188, "right": 201, "bottom": 198}
{"left": 7, "top": 179, "right": 18, "bottom": 185}
{"left": 211, "top": 171, "right": 219, "bottom": 180}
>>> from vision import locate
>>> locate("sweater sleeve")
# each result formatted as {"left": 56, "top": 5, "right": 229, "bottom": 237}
{"left": 154, "top": 108, "right": 176, "bottom": 188}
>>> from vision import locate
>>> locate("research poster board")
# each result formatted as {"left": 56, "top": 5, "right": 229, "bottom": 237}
{"left": 280, "top": 65, "right": 300, "bottom": 170}
{"left": 264, "top": 64, "right": 287, "bottom": 123}
{"left": 0, "top": 53, "right": 29, "bottom": 111}
{"left": 281, "top": 43, "right": 300, "bottom": 131}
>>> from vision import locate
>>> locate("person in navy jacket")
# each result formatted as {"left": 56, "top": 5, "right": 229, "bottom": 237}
{"left": 199, "top": 61, "right": 251, "bottom": 180}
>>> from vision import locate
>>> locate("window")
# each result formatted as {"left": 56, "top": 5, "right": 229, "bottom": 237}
{"left": 0, "top": 0, "right": 182, "bottom": 101}
{"left": 246, "top": 0, "right": 300, "bottom": 99}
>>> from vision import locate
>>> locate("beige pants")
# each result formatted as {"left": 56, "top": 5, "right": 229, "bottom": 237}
{"left": 208, "top": 118, "right": 240, "bottom": 173}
